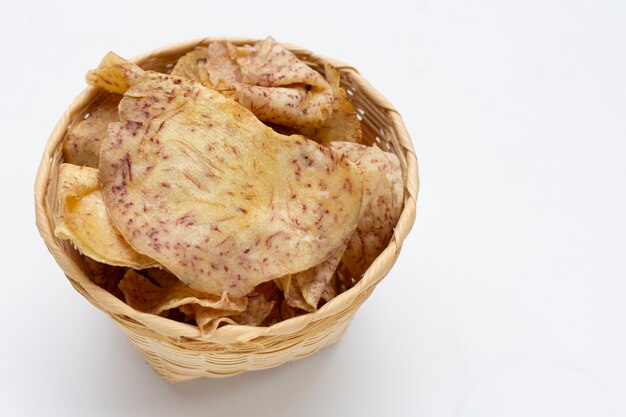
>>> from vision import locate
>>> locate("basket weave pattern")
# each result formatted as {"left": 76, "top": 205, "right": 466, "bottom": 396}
{"left": 35, "top": 38, "right": 419, "bottom": 382}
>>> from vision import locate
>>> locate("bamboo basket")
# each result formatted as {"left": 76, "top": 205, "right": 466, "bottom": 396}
{"left": 34, "top": 37, "right": 419, "bottom": 382}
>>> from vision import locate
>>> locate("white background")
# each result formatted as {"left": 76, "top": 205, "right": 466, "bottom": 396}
{"left": 2, "top": 0, "right": 625, "bottom": 416}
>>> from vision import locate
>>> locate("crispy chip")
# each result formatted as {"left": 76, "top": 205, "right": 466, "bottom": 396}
{"left": 279, "top": 241, "right": 347, "bottom": 311}
{"left": 231, "top": 37, "right": 334, "bottom": 128}
{"left": 205, "top": 41, "right": 241, "bottom": 92}
{"left": 300, "top": 64, "right": 362, "bottom": 146}
{"left": 175, "top": 281, "right": 279, "bottom": 334}
{"left": 92, "top": 57, "right": 363, "bottom": 297}
{"left": 330, "top": 142, "right": 404, "bottom": 277}
{"left": 86, "top": 52, "right": 143, "bottom": 94}
{"left": 172, "top": 38, "right": 334, "bottom": 129}
{"left": 233, "top": 296, "right": 274, "bottom": 325}
{"left": 178, "top": 304, "right": 238, "bottom": 335}
{"left": 62, "top": 93, "right": 121, "bottom": 168}
{"left": 54, "top": 164, "right": 157, "bottom": 269}
{"left": 118, "top": 269, "right": 246, "bottom": 316}
{"left": 277, "top": 275, "right": 308, "bottom": 311}
{"left": 170, "top": 48, "right": 212, "bottom": 86}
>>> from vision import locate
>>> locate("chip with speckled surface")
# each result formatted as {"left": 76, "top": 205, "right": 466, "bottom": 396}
{"left": 329, "top": 142, "right": 404, "bottom": 278}
{"left": 172, "top": 37, "right": 335, "bottom": 129}
{"left": 171, "top": 48, "right": 211, "bottom": 86}
{"left": 279, "top": 241, "right": 347, "bottom": 312}
{"left": 300, "top": 64, "right": 362, "bottom": 146}
{"left": 62, "top": 93, "right": 121, "bottom": 168}
{"left": 94, "top": 58, "right": 363, "bottom": 297}
{"left": 54, "top": 163, "right": 157, "bottom": 269}
{"left": 86, "top": 52, "right": 143, "bottom": 94}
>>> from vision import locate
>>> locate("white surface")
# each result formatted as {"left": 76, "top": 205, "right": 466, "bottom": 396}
{"left": 2, "top": 0, "right": 626, "bottom": 416}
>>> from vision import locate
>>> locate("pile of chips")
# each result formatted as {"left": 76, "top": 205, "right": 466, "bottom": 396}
{"left": 56, "top": 37, "right": 403, "bottom": 335}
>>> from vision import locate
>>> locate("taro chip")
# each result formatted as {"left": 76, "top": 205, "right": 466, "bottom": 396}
{"left": 300, "top": 64, "right": 362, "bottom": 146}
{"left": 90, "top": 54, "right": 363, "bottom": 297}
{"left": 175, "top": 282, "right": 280, "bottom": 333}
{"left": 278, "top": 275, "right": 309, "bottom": 312}
{"left": 178, "top": 304, "right": 238, "bottom": 335}
{"left": 231, "top": 37, "right": 334, "bottom": 128}
{"left": 62, "top": 93, "right": 121, "bottom": 168}
{"left": 118, "top": 269, "right": 246, "bottom": 316}
{"left": 293, "top": 241, "right": 346, "bottom": 309}
{"left": 86, "top": 52, "right": 143, "bottom": 94}
{"left": 233, "top": 295, "right": 274, "bottom": 326}
{"left": 330, "top": 142, "right": 404, "bottom": 278}
{"left": 171, "top": 48, "right": 212, "bottom": 86}
{"left": 54, "top": 163, "right": 157, "bottom": 269}
{"left": 174, "top": 37, "right": 334, "bottom": 129}
{"left": 279, "top": 241, "right": 347, "bottom": 312}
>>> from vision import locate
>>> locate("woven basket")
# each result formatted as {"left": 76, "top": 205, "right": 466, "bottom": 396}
{"left": 34, "top": 37, "right": 419, "bottom": 382}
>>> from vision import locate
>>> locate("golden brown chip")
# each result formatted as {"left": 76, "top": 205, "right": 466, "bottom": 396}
{"left": 86, "top": 52, "right": 143, "bottom": 94}
{"left": 279, "top": 241, "right": 347, "bottom": 312}
{"left": 329, "top": 142, "right": 404, "bottom": 277}
{"left": 233, "top": 296, "right": 274, "bottom": 325}
{"left": 295, "top": 241, "right": 346, "bottom": 309}
{"left": 205, "top": 41, "right": 241, "bottom": 92}
{"left": 172, "top": 38, "right": 334, "bottom": 129}
{"left": 300, "top": 64, "right": 362, "bottom": 146}
{"left": 232, "top": 37, "right": 334, "bottom": 128}
{"left": 176, "top": 281, "right": 279, "bottom": 334}
{"left": 170, "top": 48, "right": 211, "bottom": 86}
{"left": 92, "top": 56, "right": 363, "bottom": 297}
{"left": 54, "top": 164, "right": 157, "bottom": 269}
{"left": 276, "top": 275, "right": 307, "bottom": 311}
{"left": 62, "top": 93, "right": 121, "bottom": 168}
{"left": 118, "top": 269, "right": 246, "bottom": 316}
{"left": 177, "top": 304, "right": 238, "bottom": 335}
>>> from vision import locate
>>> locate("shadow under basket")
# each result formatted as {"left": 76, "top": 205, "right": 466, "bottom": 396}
{"left": 34, "top": 37, "right": 419, "bottom": 382}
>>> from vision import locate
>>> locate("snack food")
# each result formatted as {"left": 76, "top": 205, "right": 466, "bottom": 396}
{"left": 202, "top": 37, "right": 335, "bottom": 128}
{"left": 300, "top": 64, "right": 362, "bottom": 145}
{"left": 54, "top": 163, "right": 156, "bottom": 269}
{"left": 119, "top": 268, "right": 246, "bottom": 316}
{"left": 88, "top": 55, "right": 363, "bottom": 297}
{"left": 62, "top": 93, "right": 121, "bottom": 168}
{"left": 173, "top": 38, "right": 361, "bottom": 144}
{"left": 279, "top": 241, "right": 347, "bottom": 311}
{"left": 52, "top": 39, "right": 405, "bottom": 335}
{"left": 330, "top": 142, "right": 404, "bottom": 277}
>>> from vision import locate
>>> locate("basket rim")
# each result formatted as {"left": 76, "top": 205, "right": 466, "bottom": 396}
{"left": 34, "top": 37, "right": 419, "bottom": 344}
